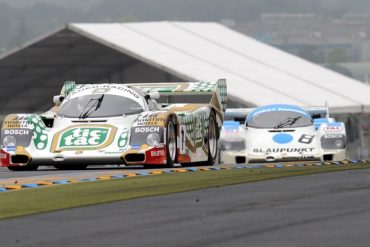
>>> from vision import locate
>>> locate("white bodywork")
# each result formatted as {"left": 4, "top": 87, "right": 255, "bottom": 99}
{"left": 219, "top": 105, "right": 346, "bottom": 164}
{"left": 1, "top": 79, "right": 227, "bottom": 169}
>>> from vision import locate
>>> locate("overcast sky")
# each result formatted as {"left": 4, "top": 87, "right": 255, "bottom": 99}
{"left": 0, "top": 0, "right": 101, "bottom": 8}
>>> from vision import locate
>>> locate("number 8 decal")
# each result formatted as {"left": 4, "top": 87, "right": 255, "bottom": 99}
{"left": 298, "top": 134, "right": 314, "bottom": 144}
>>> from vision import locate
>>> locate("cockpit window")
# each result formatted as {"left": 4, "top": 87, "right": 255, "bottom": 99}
{"left": 247, "top": 111, "right": 312, "bottom": 129}
{"left": 58, "top": 94, "right": 144, "bottom": 118}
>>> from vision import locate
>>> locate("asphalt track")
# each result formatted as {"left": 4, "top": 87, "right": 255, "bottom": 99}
{"left": 1, "top": 168, "right": 370, "bottom": 247}
{"left": 0, "top": 165, "right": 155, "bottom": 179}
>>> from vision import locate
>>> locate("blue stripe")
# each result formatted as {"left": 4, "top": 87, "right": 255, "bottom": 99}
{"left": 186, "top": 167, "right": 198, "bottom": 172}
{"left": 22, "top": 183, "right": 39, "bottom": 188}
{"left": 53, "top": 180, "right": 69, "bottom": 184}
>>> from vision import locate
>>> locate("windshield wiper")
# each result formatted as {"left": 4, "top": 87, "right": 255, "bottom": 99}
{"left": 78, "top": 94, "right": 105, "bottom": 119}
{"left": 273, "top": 116, "right": 302, "bottom": 129}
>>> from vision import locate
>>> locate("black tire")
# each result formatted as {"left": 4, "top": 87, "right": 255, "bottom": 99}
{"left": 54, "top": 164, "right": 88, "bottom": 170}
{"left": 181, "top": 111, "right": 218, "bottom": 167}
{"left": 202, "top": 111, "right": 218, "bottom": 166}
{"left": 165, "top": 118, "right": 177, "bottom": 168}
{"left": 7, "top": 165, "right": 38, "bottom": 171}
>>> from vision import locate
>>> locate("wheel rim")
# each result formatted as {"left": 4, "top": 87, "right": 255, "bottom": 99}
{"left": 208, "top": 116, "right": 217, "bottom": 159}
{"left": 168, "top": 122, "right": 176, "bottom": 161}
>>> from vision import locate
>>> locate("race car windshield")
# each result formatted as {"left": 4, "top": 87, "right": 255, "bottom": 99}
{"left": 58, "top": 94, "right": 144, "bottom": 118}
{"left": 247, "top": 111, "right": 312, "bottom": 129}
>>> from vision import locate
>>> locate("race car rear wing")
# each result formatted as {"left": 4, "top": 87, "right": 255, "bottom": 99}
{"left": 225, "top": 106, "right": 329, "bottom": 123}
{"left": 128, "top": 79, "right": 227, "bottom": 113}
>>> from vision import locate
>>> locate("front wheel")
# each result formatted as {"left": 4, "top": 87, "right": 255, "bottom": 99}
{"left": 165, "top": 119, "right": 177, "bottom": 168}
{"left": 7, "top": 165, "right": 38, "bottom": 171}
{"left": 203, "top": 111, "right": 218, "bottom": 166}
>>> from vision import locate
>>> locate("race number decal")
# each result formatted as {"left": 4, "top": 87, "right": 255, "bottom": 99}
{"left": 298, "top": 134, "right": 314, "bottom": 144}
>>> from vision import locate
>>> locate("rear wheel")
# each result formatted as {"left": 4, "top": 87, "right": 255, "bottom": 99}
{"left": 181, "top": 111, "right": 218, "bottom": 167}
{"left": 202, "top": 111, "right": 218, "bottom": 166}
{"left": 165, "top": 119, "right": 177, "bottom": 168}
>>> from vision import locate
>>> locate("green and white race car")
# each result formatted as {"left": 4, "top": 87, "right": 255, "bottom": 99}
{"left": 0, "top": 80, "right": 227, "bottom": 171}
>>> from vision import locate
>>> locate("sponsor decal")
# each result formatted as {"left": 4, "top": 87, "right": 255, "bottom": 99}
{"left": 324, "top": 126, "right": 343, "bottom": 131}
{"left": 282, "top": 156, "right": 315, "bottom": 160}
{"left": 92, "top": 88, "right": 110, "bottom": 94}
{"left": 134, "top": 127, "right": 160, "bottom": 133}
{"left": 131, "top": 144, "right": 141, "bottom": 150}
{"left": 6, "top": 146, "right": 16, "bottom": 152}
{"left": 67, "top": 85, "right": 140, "bottom": 99}
{"left": 133, "top": 117, "right": 166, "bottom": 126}
{"left": 272, "top": 133, "right": 293, "bottom": 144}
{"left": 51, "top": 125, "right": 117, "bottom": 151}
{"left": 253, "top": 147, "right": 315, "bottom": 153}
{"left": 118, "top": 128, "right": 130, "bottom": 148}
{"left": 249, "top": 105, "right": 310, "bottom": 119}
{"left": 3, "top": 129, "right": 30, "bottom": 135}
{"left": 324, "top": 134, "right": 344, "bottom": 139}
{"left": 3, "top": 115, "right": 29, "bottom": 128}
{"left": 28, "top": 115, "right": 49, "bottom": 150}
{"left": 59, "top": 128, "right": 109, "bottom": 148}
{"left": 104, "top": 151, "right": 124, "bottom": 155}
{"left": 151, "top": 150, "right": 165, "bottom": 157}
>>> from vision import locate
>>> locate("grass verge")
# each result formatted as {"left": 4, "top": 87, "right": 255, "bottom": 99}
{"left": 1, "top": 163, "right": 370, "bottom": 219}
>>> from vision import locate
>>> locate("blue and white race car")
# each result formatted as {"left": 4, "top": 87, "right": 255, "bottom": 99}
{"left": 219, "top": 104, "right": 346, "bottom": 164}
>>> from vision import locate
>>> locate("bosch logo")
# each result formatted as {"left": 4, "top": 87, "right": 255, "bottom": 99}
{"left": 324, "top": 134, "right": 344, "bottom": 139}
{"left": 135, "top": 127, "right": 160, "bottom": 133}
{"left": 3, "top": 129, "right": 30, "bottom": 135}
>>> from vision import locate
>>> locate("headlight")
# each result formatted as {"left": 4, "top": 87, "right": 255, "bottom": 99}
{"left": 223, "top": 142, "right": 232, "bottom": 150}
{"left": 334, "top": 139, "right": 344, "bottom": 148}
{"left": 321, "top": 135, "right": 346, "bottom": 149}
{"left": 147, "top": 133, "right": 160, "bottom": 146}
{"left": 220, "top": 140, "right": 246, "bottom": 151}
{"left": 3, "top": 136, "right": 16, "bottom": 147}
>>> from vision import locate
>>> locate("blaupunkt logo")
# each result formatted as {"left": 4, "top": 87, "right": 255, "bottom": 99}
{"left": 59, "top": 128, "right": 109, "bottom": 148}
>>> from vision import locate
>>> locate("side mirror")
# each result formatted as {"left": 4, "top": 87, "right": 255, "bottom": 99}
{"left": 145, "top": 92, "right": 160, "bottom": 101}
{"left": 53, "top": 95, "right": 65, "bottom": 104}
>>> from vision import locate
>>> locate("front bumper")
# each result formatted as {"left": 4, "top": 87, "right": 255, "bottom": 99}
{"left": 220, "top": 149, "right": 346, "bottom": 164}
{"left": 0, "top": 145, "right": 169, "bottom": 167}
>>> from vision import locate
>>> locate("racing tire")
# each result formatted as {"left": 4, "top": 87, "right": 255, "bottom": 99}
{"left": 181, "top": 111, "right": 218, "bottom": 167}
{"left": 165, "top": 118, "right": 177, "bottom": 168}
{"left": 201, "top": 111, "right": 218, "bottom": 166}
{"left": 54, "top": 164, "right": 88, "bottom": 170}
{"left": 7, "top": 165, "right": 39, "bottom": 171}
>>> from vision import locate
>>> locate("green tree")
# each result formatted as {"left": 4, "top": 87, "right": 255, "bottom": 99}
{"left": 326, "top": 48, "right": 349, "bottom": 64}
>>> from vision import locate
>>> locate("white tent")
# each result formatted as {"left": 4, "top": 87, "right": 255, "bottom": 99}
{"left": 70, "top": 22, "right": 370, "bottom": 113}
{"left": 0, "top": 21, "right": 369, "bottom": 114}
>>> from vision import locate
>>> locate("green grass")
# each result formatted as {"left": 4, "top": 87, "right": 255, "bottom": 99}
{"left": 1, "top": 163, "right": 370, "bottom": 219}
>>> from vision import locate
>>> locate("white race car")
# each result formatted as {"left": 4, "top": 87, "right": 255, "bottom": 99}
{"left": 219, "top": 104, "right": 346, "bottom": 164}
{"left": 0, "top": 80, "right": 227, "bottom": 171}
